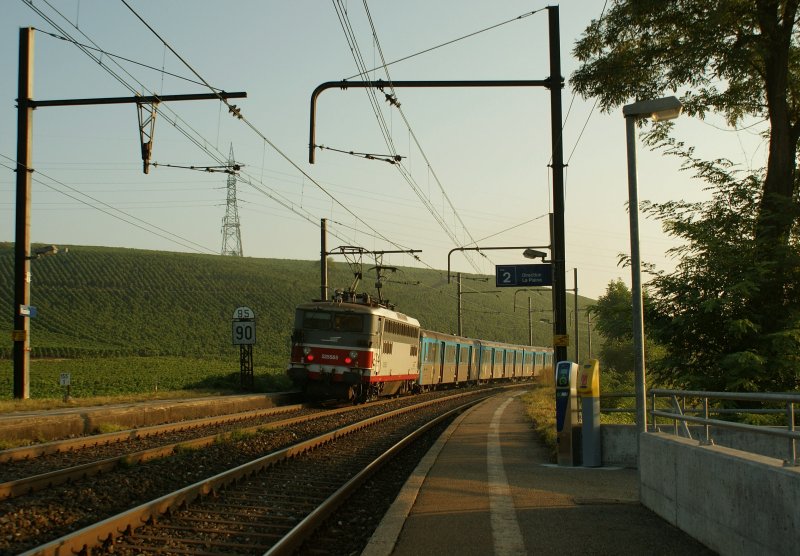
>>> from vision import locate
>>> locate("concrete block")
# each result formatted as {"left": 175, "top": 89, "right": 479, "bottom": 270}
{"left": 641, "top": 432, "right": 800, "bottom": 556}
{"left": 600, "top": 424, "right": 638, "bottom": 467}
{"left": 639, "top": 432, "right": 678, "bottom": 525}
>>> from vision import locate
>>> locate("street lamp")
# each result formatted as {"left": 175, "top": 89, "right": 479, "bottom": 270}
{"left": 446, "top": 244, "right": 550, "bottom": 283}
{"left": 522, "top": 248, "right": 548, "bottom": 260}
{"left": 623, "top": 95, "right": 682, "bottom": 434}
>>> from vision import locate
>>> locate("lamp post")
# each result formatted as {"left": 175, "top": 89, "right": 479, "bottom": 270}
{"left": 623, "top": 96, "right": 682, "bottom": 434}
{"left": 456, "top": 276, "right": 500, "bottom": 337}
{"left": 512, "top": 288, "right": 549, "bottom": 346}
{"left": 570, "top": 268, "right": 579, "bottom": 362}
{"left": 586, "top": 310, "right": 593, "bottom": 358}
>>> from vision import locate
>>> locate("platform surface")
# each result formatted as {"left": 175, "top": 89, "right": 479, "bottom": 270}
{"left": 363, "top": 390, "right": 716, "bottom": 556}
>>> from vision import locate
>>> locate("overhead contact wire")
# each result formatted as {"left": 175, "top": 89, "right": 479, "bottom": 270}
{"left": 26, "top": 0, "right": 401, "bottom": 258}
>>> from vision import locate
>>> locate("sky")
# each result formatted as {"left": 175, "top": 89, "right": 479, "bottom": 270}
{"left": 0, "top": 1, "right": 769, "bottom": 301}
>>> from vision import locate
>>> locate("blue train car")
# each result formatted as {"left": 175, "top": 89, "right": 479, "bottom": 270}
{"left": 418, "top": 330, "right": 477, "bottom": 389}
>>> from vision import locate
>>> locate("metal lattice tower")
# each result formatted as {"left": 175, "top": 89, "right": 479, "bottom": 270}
{"left": 220, "top": 144, "right": 243, "bottom": 256}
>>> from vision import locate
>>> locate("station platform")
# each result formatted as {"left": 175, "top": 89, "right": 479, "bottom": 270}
{"left": 363, "top": 390, "right": 716, "bottom": 556}
{"left": 0, "top": 392, "right": 299, "bottom": 442}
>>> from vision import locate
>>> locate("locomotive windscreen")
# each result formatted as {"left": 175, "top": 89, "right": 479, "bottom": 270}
{"left": 302, "top": 310, "right": 364, "bottom": 333}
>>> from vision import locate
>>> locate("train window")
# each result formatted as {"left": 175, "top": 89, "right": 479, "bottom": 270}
{"left": 304, "top": 311, "right": 332, "bottom": 330}
{"left": 333, "top": 313, "right": 364, "bottom": 332}
{"left": 425, "top": 342, "right": 438, "bottom": 363}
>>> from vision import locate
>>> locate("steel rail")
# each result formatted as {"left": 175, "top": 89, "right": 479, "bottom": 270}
{"left": 650, "top": 410, "right": 800, "bottom": 441}
{"left": 650, "top": 389, "right": 800, "bottom": 404}
{"left": 650, "top": 388, "right": 799, "bottom": 466}
{"left": 0, "top": 402, "right": 373, "bottom": 500}
{"left": 0, "top": 403, "right": 305, "bottom": 463}
{"left": 264, "top": 398, "right": 484, "bottom": 555}
{"left": 21, "top": 390, "right": 495, "bottom": 556}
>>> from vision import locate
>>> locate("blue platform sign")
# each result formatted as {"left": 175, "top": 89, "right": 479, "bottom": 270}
{"left": 19, "top": 305, "right": 37, "bottom": 318}
{"left": 495, "top": 264, "right": 553, "bottom": 287}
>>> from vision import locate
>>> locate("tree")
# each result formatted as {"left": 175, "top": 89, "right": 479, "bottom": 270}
{"left": 572, "top": 0, "right": 800, "bottom": 253}
{"left": 572, "top": 0, "right": 800, "bottom": 391}
{"left": 642, "top": 142, "right": 800, "bottom": 391}
{"left": 590, "top": 280, "right": 664, "bottom": 392}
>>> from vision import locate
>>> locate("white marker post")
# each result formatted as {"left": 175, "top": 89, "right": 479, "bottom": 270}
{"left": 232, "top": 307, "right": 256, "bottom": 388}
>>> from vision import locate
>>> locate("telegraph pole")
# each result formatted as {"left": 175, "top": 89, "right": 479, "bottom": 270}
{"left": 12, "top": 27, "right": 246, "bottom": 398}
{"left": 13, "top": 27, "right": 34, "bottom": 399}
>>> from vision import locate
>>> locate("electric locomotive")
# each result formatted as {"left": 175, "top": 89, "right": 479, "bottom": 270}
{"left": 287, "top": 289, "right": 421, "bottom": 402}
{"left": 287, "top": 288, "right": 554, "bottom": 402}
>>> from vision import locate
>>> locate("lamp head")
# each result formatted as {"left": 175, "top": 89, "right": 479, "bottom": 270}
{"left": 623, "top": 96, "right": 683, "bottom": 122}
{"left": 522, "top": 248, "right": 548, "bottom": 261}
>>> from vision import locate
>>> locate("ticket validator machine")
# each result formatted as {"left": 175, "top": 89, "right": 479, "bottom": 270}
{"left": 555, "top": 361, "right": 579, "bottom": 466}
{"left": 577, "top": 359, "right": 602, "bottom": 467}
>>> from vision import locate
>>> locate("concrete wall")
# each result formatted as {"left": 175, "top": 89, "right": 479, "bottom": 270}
{"left": 601, "top": 424, "right": 638, "bottom": 467}
{"left": 650, "top": 424, "right": 796, "bottom": 462}
{"left": 639, "top": 432, "right": 800, "bottom": 556}
{"left": 600, "top": 423, "right": 796, "bottom": 468}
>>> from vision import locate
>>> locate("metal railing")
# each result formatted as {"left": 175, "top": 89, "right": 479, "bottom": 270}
{"left": 649, "top": 389, "right": 799, "bottom": 467}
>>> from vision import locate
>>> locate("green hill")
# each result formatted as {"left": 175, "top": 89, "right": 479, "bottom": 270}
{"left": 0, "top": 243, "right": 597, "bottom": 398}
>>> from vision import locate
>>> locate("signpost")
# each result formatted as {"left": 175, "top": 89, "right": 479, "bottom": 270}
{"left": 232, "top": 306, "right": 256, "bottom": 388}
{"left": 60, "top": 372, "right": 71, "bottom": 402}
{"left": 495, "top": 264, "right": 553, "bottom": 288}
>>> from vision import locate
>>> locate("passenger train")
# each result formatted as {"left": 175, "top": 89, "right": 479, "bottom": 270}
{"left": 287, "top": 290, "right": 554, "bottom": 402}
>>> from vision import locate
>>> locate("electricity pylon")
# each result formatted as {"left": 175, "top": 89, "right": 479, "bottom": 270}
{"left": 220, "top": 144, "right": 243, "bottom": 257}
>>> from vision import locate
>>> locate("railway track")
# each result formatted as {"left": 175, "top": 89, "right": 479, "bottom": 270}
{"left": 0, "top": 404, "right": 326, "bottom": 499}
{"left": 2, "top": 387, "right": 511, "bottom": 555}
{"left": 38, "top": 396, "right": 478, "bottom": 556}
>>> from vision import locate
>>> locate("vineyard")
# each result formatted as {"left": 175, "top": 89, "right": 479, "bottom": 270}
{"left": 0, "top": 243, "right": 594, "bottom": 398}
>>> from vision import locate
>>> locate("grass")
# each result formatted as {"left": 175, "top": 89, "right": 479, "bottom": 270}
{"left": 0, "top": 357, "right": 293, "bottom": 406}
{"left": 0, "top": 243, "right": 598, "bottom": 366}
{"left": 521, "top": 385, "right": 557, "bottom": 457}
{"left": 0, "top": 243, "right": 602, "bottom": 406}
{"left": 0, "top": 389, "right": 225, "bottom": 414}
{"left": 94, "top": 422, "right": 133, "bottom": 434}
{"left": 0, "top": 438, "right": 34, "bottom": 450}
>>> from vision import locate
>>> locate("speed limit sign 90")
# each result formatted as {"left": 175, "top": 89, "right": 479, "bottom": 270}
{"left": 232, "top": 321, "right": 256, "bottom": 345}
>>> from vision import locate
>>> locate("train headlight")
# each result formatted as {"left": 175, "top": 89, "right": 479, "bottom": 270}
{"left": 345, "top": 351, "right": 358, "bottom": 366}
{"left": 306, "top": 354, "right": 315, "bottom": 362}
{"left": 303, "top": 347, "right": 312, "bottom": 355}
